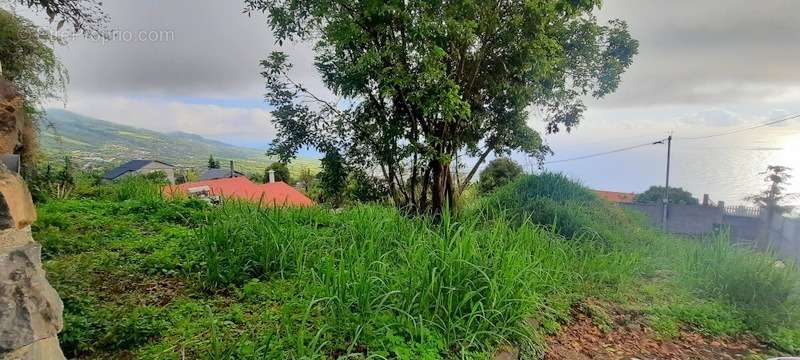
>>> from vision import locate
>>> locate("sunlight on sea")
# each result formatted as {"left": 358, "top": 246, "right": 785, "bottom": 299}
{"left": 542, "top": 130, "right": 800, "bottom": 207}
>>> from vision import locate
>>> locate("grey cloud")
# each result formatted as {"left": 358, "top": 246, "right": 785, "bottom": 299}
{"left": 46, "top": 0, "right": 321, "bottom": 99}
{"left": 24, "top": 0, "right": 800, "bottom": 110}
{"left": 678, "top": 109, "right": 740, "bottom": 127}
{"left": 593, "top": 0, "right": 800, "bottom": 108}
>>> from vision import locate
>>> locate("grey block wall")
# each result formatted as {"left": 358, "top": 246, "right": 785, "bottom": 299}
{"left": 621, "top": 203, "right": 723, "bottom": 235}
{"left": 622, "top": 202, "right": 799, "bottom": 263}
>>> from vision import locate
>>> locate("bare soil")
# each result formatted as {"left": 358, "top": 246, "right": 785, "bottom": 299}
{"left": 544, "top": 302, "right": 768, "bottom": 360}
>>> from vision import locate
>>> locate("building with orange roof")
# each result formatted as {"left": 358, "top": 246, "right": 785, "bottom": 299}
{"left": 594, "top": 190, "right": 637, "bottom": 203}
{"left": 164, "top": 176, "right": 314, "bottom": 207}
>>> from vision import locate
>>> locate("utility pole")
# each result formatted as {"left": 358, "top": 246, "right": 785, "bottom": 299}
{"left": 662, "top": 135, "right": 672, "bottom": 231}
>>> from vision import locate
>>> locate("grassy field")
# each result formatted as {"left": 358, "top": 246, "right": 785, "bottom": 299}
{"left": 33, "top": 174, "right": 800, "bottom": 359}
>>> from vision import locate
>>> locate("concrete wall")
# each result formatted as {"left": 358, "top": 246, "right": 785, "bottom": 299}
{"left": 723, "top": 215, "right": 761, "bottom": 244}
{"left": 770, "top": 216, "right": 800, "bottom": 263}
{"left": 623, "top": 202, "right": 799, "bottom": 263}
{"left": 622, "top": 203, "right": 723, "bottom": 235}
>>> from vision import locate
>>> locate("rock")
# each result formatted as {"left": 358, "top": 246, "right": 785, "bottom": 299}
{"left": 0, "top": 80, "right": 17, "bottom": 100}
{"left": 493, "top": 345, "right": 520, "bottom": 360}
{"left": 0, "top": 228, "right": 33, "bottom": 251}
{"left": 0, "top": 96, "right": 23, "bottom": 155}
{"left": 0, "top": 242, "right": 63, "bottom": 352}
{"left": 0, "top": 170, "right": 36, "bottom": 230}
{"left": 0, "top": 336, "right": 64, "bottom": 360}
{"left": 554, "top": 348, "right": 591, "bottom": 360}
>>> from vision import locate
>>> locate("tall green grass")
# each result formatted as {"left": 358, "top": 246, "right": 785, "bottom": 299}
{"left": 42, "top": 171, "right": 800, "bottom": 357}
{"left": 478, "top": 173, "right": 800, "bottom": 346}
{"left": 666, "top": 233, "right": 800, "bottom": 331}
{"left": 194, "top": 189, "right": 646, "bottom": 356}
{"left": 112, "top": 175, "right": 164, "bottom": 203}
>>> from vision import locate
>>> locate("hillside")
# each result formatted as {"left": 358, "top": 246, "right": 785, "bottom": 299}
{"left": 39, "top": 109, "right": 318, "bottom": 174}
{"left": 31, "top": 174, "right": 800, "bottom": 358}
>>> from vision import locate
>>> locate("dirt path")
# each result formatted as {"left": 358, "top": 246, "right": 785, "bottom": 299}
{"left": 544, "top": 303, "right": 768, "bottom": 360}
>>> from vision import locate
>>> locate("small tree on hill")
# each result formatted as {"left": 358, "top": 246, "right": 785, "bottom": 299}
{"left": 478, "top": 158, "right": 523, "bottom": 194}
{"left": 297, "top": 166, "right": 314, "bottom": 192}
{"left": 266, "top": 162, "right": 290, "bottom": 183}
{"left": 636, "top": 186, "right": 699, "bottom": 205}
{"left": 207, "top": 155, "right": 220, "bottom": 169}
{"left": 747, "top": 165, "right": 798, "bottom": 249}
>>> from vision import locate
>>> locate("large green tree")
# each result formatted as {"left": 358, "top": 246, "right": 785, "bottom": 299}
{"left": 747, "top": 165, "right": 797, "bottom": 216}
{"left": 249, "top": 0, "right": 638, "bottom": 214}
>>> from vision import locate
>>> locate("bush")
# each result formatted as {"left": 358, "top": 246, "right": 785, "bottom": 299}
{"left": 266, "top": 162, "right": 291, "bottom": 183}
{"left": 478, "top": 157, "right": 523, "bottom": 193}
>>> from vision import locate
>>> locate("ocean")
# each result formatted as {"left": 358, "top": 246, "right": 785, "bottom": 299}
{"left": 538, "top": 131, "right": 800, "bottom": 207}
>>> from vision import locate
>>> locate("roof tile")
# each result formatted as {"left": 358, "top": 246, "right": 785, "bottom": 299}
{"left": 165, "top": 177, "right": 314, "bottom": 207}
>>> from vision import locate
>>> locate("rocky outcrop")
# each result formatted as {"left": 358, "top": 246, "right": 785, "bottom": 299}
{"left": 0, "top": 242, "right": 64, "bottom": 353}
{"left": 1, "top": 336, "right": 64, "bottom": 360}
{"left": 0, "top": 80, "right": 64, "bottom": 359}
{"left": 0, "top": 81, "right": 24, "bottom": 156}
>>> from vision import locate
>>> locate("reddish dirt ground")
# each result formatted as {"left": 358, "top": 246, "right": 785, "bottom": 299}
{"left": 544, "top": 304, "right": 768, "bottom": 360}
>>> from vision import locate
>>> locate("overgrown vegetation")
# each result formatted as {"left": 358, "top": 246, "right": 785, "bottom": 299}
{"left": 34, "top": 172, "right": 800, "bottom": 358}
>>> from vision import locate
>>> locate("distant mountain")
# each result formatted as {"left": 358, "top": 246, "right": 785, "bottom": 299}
{"left": 39, "top": 109, "right": 318, "bottom": 174}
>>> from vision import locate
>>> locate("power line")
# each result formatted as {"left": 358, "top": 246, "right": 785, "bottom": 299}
{"left": 675, "top": 112, "right": 800, "bottom": 140}
{"left": 543, "top": 138, "right": 667, "bottom": 164}
{"left": 541, "top": 111, "right": 800, "bottom": 165}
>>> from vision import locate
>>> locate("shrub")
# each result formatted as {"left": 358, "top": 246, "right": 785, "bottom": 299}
{"left": 478, "top": 157, "right": 523, "bottom": 194}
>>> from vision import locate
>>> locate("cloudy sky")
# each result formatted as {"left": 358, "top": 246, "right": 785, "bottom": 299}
{"left": 15, "top": 0, "right": 800, "bottom": 201}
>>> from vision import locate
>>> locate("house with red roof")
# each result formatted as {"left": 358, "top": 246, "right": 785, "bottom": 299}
{"left": 594, "top": 190, "right": 637, "bottom": 204}
{"left": 164, "top": 176, "right": 314, "bottom": 207}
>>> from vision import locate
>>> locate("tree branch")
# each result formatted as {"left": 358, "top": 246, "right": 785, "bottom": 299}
{"left": 458, "top": 146, "right": 493, "bottom": 195}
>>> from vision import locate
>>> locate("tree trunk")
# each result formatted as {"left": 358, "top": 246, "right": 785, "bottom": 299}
{"left": 429, "top": 158, "right": 454, "bottom": 216}
{"left": 420, "top": 165, "right": 431, "bottom": 212}
{"left": 445, "top": 165, "right": 456, "bottom": 210}
{"left": 386, "top": 163, "right": 402, "bottom": 206}
{"left": 430, "top": 159, "right": 443, "bottom": 215}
